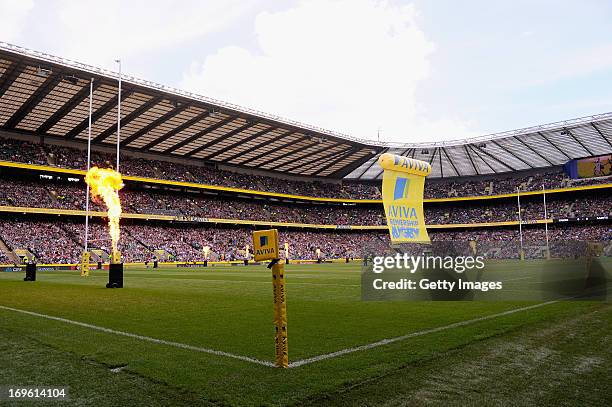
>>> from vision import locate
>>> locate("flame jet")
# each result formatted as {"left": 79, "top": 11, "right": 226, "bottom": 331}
{"left": 85, "top": 167, "right": 124, "bottom": 259}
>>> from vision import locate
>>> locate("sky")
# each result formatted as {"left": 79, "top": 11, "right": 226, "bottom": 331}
{"left": 1, "top": 0, "right": 612, "bottom": 144}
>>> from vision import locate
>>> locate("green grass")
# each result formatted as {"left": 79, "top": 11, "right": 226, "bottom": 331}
{"left": 0, "top": 262, "right": 609, "bottom": 406}
{"left": 301, "top": 302, "right": 612, "bottom": 406}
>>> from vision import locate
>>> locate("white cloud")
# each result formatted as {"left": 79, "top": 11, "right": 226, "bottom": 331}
{"left": 0, "top": 0, "right": 34, "bottom": 41}
{"left": 42, "top": 0, "right": 258, "bottom": 71}
{"left": 180, "top": 0, "right": 476, "bottom": 143}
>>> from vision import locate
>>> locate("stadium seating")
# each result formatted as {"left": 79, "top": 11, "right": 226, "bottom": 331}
{"left": 0, "top": 218, "right": 610, "bottom": 264}
{"left": 0, "top": 135, "right": 610, "bottom": 264}
{"left": 1, "top": 136, "right": 610, "bottom": 200}
{"left": 0, "top": 177, "right": 609, "bottom": 226}
{"left": 0, "top": 137, "right": 380, "bottom": 199}
{"left": 0, "top": 177, "right": 382, "bottom": 224}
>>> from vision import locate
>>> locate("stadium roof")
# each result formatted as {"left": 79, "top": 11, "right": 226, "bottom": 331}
{"left": 349, "top": 112, "right": 612, "bottom": 180}
{"left": 1, "top": 42, "right": 611, "bottom": 180}
{"left": 0, "top": 42, "right": 380, "bottom": 178}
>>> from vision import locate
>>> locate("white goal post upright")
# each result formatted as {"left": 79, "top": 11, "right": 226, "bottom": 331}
{"left": 115, "top": 59, "right": 122, "bottom": 172}
{"left": 81, "top": 78, "right": 94, "bottom": 276}
{"left": 542, "top": 185, "right": 550, "bottom": 259}
{"left": 517, "top": 187, "right": 524, "bottom": 260}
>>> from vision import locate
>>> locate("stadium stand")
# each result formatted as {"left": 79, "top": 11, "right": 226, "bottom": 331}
{"left": 0, "top": 176, "right": 609, "bottom": 226}
{"left": 1, "top": 136, "right": 610, "bottom": 199}
{"left": 0, "top": 217, "right": 610, "bottom": 263}
{"left": 0, "top": 43, "right": 611, "bottom": 265}
{"left": 0, "top": 136, "right": 381, "bottom": 199}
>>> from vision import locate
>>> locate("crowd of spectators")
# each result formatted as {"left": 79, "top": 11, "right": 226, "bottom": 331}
{"left": 0, "top": 177, "right": 610, "bottom": 227}
{"left": 0, "top": 137, "right": 47, "bottom": 166}
{"left": 0, "top": 220, "right": 82, "bottom": 263}
{"left": 1, "top": 136, "right": 610, "bottom": 200}
{"left": 428, "top": 225, "right": 612, "bottom": 243}
{"left": 1, "top": 136, "right": 611, "bottom": 264}
{"left": 0, "top": 217, "right": 610, "bottom": 264}
{"left": 61, "top": 222, "right": 151, "bottom": 263}
{"left": 0, "top": 137, "right": 380, "bottom": 199}
{"left": 428, "top": 226, "right": 612, "bottom": 259}
{"left": 426, "top": 194, "right": 612, "bottom": 224}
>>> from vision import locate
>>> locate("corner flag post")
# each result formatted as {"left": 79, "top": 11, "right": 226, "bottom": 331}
{"left": 253, "top": 229, "right": 288, "bottom": 368}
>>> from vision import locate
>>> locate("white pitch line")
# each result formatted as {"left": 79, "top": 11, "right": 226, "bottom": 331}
{"left": 287, "top": 300, "right": 559, "bottom": 368}
{"left": 0, "top": 305, "right": 275, "bottom": 368}
{"left": 0, "top": 300, "right": 561, "bottom": 370}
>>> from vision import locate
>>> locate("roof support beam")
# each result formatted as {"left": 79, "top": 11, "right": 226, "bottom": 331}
{"left": 372, "top": 147, "right": 411, "bottom": 180}
{"left": 93, "top": 96, "right": 163, "bottom": 143}
{"left": 220, "top": 130, "right": 293, "bottom": 163}
{"left": 442, "top": 147, "right": 460, "bottom": 177}
{"left": 312, "top": 147, "right": 360, "bottom": 176}
{"left": 187, "top": 122, "right": 255, "bottom": 158}
{"left": 199, "top": 126, "right": 281, "bottom": 161}
{"left": 591, "top": 123, "right": 612, "bottom": 149}
{"left": 163, "top": 116, "right": 236, "bottom": 154}
{"left": 513, "top": 136, "right": 554, "bottom": 166}
{"left": 236, "top": 134, "right": 310, "bottom": 166}
{"left": 471, "top": 143, "right": 516, "bottom": 171}
{"left": 285, "top": 143, "right": 352, "bottom": 173}
{"left": 399, "top": 148, "right": 413, "bottom": 158}
{"left": 565, "top": 129, "right": 593, "bottom": 156}
{"left": 356, "top": 158, "right": 380, "bottom": 179}
{"left": 4, "top": 73, "right": 64, "bottom": 129}
{"left": 464, "top": 145, "right": 478, "bottom": 175}
{"left": 354, "top": 148, "right": 387, "bottom": 179}
{"left": 370, "top": 164, "right": 385, "bottom": 180}
{"left": 491, "top": 140, "right": 533, "bottom": 168}
{"left": 468, "top": 144, "right": 497, "bottom": 173}
{"left": 538, "top": 131, "right": 572, "bottom": 160}
{"left": 138, "top": 110, "right": 211, "bottom": 151}
{"left": 117, "top": 103, "right": 189, "bottom": 146}
{"left": 292, "top": 143, "right": 350, "bottom": 173}
{"left": 272, "top": 141, "right": 343, "bottom": 172}
{"left": 428, "top": 147, "right": 437, "bottom": 165}
{"left": 65, "top": 89, "right": 133, "bottom": 139}
{"left": 332, "top": 149, "right": 380, "bottom": 178}
{"left": 0, "top": 60, "right": 22, "bottom": 99}
{"left": 37, "top": 80, "right": 102, "bottom": 134}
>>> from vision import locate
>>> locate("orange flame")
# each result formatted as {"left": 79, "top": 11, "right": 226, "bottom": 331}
{"left": 85, "top": 167, "right": 124, "bottom": 259}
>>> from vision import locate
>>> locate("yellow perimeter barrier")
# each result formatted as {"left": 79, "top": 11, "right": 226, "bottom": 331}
{"left": 0, "top": 260, "right": 365, "bottom": 268}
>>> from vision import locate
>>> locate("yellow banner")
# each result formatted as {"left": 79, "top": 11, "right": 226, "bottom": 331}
{"left": 379, "top": 153, "right": 431, "bottom": 243}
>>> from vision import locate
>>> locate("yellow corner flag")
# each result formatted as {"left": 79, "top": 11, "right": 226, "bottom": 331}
{"left": 378, "top": 153, "right": 431, "bottom": 244}
{"left": 252, "top": 229, "right": 288, "bottom": 368}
